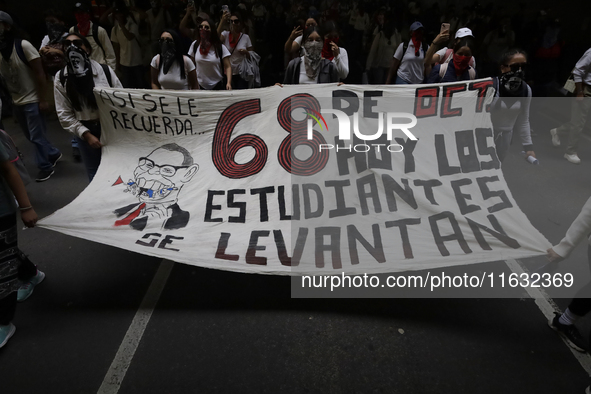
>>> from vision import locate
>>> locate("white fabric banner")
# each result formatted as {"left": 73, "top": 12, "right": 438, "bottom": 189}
{"left": 39, "top": 81, "right": 551, "bottom": 275}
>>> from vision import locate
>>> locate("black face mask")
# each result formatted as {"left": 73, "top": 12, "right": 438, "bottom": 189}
{"left": 66, "top": 43, "right": 92, "bottom": 78}
{"left": 46, "top": 22, "right": 65, "bottom": 43}
{"left": 500, "top": 69, "right": 525, "bottom": 96}
{"left": 160, "top": 40, "right": 176, "bottom": 74}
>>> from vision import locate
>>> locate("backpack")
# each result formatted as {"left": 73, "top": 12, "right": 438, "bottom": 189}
{"left": 59, "top": 63, "right": 113, "bottom": 88}
{"left": 402, "top": 39, "right": 428, "bottom": 58}
{"left": 14, "top": 39, "right": 30, "bottom": 67}
{"left": 40, "top": 41, "right": 67, "bottom": 76}
{"left": 439, "top": 48, "right": 476, "bottom": 68}
{"left": 73, "top": 23, "right": 106, "bottom": 59}
{"left": 0, "top": 129, "right": 30, "bottom": 185}
{"left": 439, "top": 62, "right": 476, "bottom": 80}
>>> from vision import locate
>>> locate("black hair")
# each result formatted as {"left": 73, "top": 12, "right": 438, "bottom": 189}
{"left": 302, "top": 25, "right": 321, "bottom": 44}
{"left": 499, "top": 48, "right": 527, "bottom": 66}
{"left": 64, "top": 32, "right": 93, "bottom": 55}
{"left": 63, "top": 32, "right": 97, "bottom": 112}
{"left": 159, "top": 143, "right": 194, "bottom": 166}
{"left": 193, "top": 18, "right": 223, "bottom": 58}
{"left": 321, "top": 20, "right": 339, "bottom": 39}
{"left": 44, "top": 8, "right": 65, "bottom": 21}
{"left": 159, "top": 29, "right": 186, "bottom": 79}
{"left": 453, "top": 37, "right": 475, "bottom": 53}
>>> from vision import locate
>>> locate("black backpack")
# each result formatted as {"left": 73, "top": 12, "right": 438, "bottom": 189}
{"left": 402, "top": 39, "right": 428, "bottom": 57}
{"left": 73, "top": 23, "right": 106, "bottom": 59}
{"left": 59, "top": 63, "right": 113, "bottom": 87}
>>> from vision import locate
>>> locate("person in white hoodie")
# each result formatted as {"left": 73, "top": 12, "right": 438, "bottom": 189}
{"left": 546, "top": 196, "right": 591, "bottom": 355}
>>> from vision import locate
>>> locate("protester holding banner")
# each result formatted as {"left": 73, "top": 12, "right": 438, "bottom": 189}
{"left": 490, "top": 49, "right": 535, "bottom": 163}
{"left": 426, "top": 37, "right": 476, "bottom": 83}
{"left": 386, "top": 21, "right": 429, "bottom": 85}
{"left": 217, "top": 11, "right": 254, "bottom": 90}
{"left": 282, "top": 25, "right": 339, "bottom": 84}
{"left": 150, "top": 29, "right": 198, "bottom": 90}
{"left": 546, "top": 195, "right": 591, "bottom": 353}
{"left": 0, "top": 140, "right": 43, "bottom": 349}
{"left": 188, "top": 18, "right": 232, "bottom": 90}
{"left": 54, "top": 33, "right": 123, "bottom": 181}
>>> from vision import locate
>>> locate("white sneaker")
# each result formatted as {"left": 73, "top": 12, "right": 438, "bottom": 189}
{"left": 550, "top": 128, "right": 560, "bottom": 147}
{"left": 586, "top": 386, "right": 590, "bottom": 394}
{"left": 565, "top": 153, "right": 581, "bottom": 164}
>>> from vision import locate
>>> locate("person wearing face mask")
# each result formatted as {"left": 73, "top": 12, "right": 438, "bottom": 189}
{"left": 424, "top": 27, "right": 476, "bottom": 79}
{"left": 386, "top": 21, "right": 429, "bottom": 85}
{"left": 490, "top": 49, "right": 535, "bottom": 163}
{"left": 426, "top": 38, "right": 476, "bottom": 83}
{"left": 0, "top": 11, "right": 62, "bottom": 182}
{"left": 69, "top": 2, "right": 117, "bottom": 71}
{"left": 40, "top": 9, "right": 68, "bottom": 75}
{"left": 54, "top": 33, "right": 123, "bottom": 181}
{"left": 188, "top": 18, "right": 232, "bottom": 90}
{"left": 282, "top": 25, "right": 338, "bottom": 84}
{"left": 549, "top": 47, "right": 591, "bottom": 164}
{"left": 150, "top": 29, "right": 198, "bottom": 90}
{"left": 218, "top": 11, "right": 254, "bottom": 89}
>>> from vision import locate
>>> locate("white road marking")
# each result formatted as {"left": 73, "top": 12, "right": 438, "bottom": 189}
{"left": 97, "top": 259, "right": 174, "bottom": 394}
{"left": 505, "top": 259, "right": 591, "bottom": 374}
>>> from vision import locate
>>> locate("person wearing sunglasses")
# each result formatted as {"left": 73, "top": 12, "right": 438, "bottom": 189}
{"left": 490, "top": 49, "right": 535, "bottom": 163}
{"left": 150, "top": 29, "right": 198, "bottom": 90}
{"left": 386, "top": 21, "right": 429, "bottom": 85}
{"left": 217, "top": 11, "right": 253, "bottom": 89}
{"left": 54, "top": 33, "right": 123, "bottom": 181}
{"left": 188, "top": 18, "right": 232, "bottom": 90}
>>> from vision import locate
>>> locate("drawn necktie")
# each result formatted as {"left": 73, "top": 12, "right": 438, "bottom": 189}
{"left": 114, "top": 203, "right": 146, "bottom": 226}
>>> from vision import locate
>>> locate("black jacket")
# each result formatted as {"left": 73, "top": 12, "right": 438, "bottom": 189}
{"left": 283, "top": 57, "right": 339, "bottom": 84}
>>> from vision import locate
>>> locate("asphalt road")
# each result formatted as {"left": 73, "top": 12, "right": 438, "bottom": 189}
{"left": 1, "top": 98, "right": 591, "bottom": 394}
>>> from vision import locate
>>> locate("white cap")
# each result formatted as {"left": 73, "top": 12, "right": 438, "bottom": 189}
{"left": 455, "top": 27, "right": 473, "bottom": 39}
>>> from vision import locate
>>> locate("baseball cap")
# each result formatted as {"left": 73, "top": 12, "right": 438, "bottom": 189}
{"left": 0, "top": 11, "right": 13, "bottom": 25}
{"left": 410, "top": 21, "right": 424, "bottom": 31}
{"left": 74, "top": 2, "right": 91, "bottom": 13}
{"left": 455, "top": 27, "right": 474, "bottom": 39}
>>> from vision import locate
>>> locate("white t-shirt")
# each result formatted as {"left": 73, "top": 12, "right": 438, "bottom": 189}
{"left": 220, "top": 31, "right": 253, "bottom": 74}
{"left": 294, "top": 35, "right": 302, "bottom": 46}
{"left": 188, "top": 41, "right": 231, "bottom": 89}
{"left": 435, "top": 47, "right": 476, "bottom": 69}
{"left": 393, "top": 40, "right": 429, "bottom": 84}
{"left": 111, "top": 18, "right": 143, "bottom": 67}
{"left": 0, "top": 40, "right": 40, "bottom": 105}
{"left": 150, "top": 55, "right": 196, "bottom": 90}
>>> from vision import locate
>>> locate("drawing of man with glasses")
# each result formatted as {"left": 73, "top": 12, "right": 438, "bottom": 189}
{"left": 113, "top": 143, "right": 199, "bottom": 231}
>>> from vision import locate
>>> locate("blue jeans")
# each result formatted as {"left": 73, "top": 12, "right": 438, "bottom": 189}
{"left": 395, "top": 75, "right": 412, "bottom": 85}
{"left": 77, "top": 121, "right": 102, "bottom": 181}
{"left": 13, "top": 103, "right": 60, "bottom": 171}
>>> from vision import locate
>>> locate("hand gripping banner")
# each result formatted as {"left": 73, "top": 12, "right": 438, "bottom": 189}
{"left": 38, "top": 81, "right": 551, "bottom": 275}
